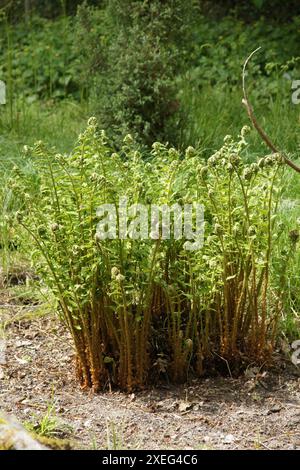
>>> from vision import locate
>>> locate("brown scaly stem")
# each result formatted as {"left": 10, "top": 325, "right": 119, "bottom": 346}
{"left": 242, "top": 48, "right": 300, "bottom": 174}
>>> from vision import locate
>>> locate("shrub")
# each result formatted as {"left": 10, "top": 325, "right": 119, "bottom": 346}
{"left": 12, "top": 120, "right": 285, "bottom": 390}
{"left": 75, "top": 0, "right": 195, "bottom": 147}
{"left": 177, "top": 14, "right": 300, "bottom": 149}
{"left": 0, "top": 15, "right": 80, "bottom": 101}
{"left": 184, "top": 15, "right": 300, "bottom": 96}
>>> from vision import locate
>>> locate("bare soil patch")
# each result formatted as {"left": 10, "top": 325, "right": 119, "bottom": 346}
{"left": 0, "top": 298, "right": 300, "bottom": 450}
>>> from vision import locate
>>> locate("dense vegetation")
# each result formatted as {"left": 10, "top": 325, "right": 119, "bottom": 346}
{"left": 0, "top": 0, "right": 299, "bottom": 391}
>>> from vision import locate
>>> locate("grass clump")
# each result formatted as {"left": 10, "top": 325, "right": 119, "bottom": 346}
{"left": 11, "top": 119, "right": 287, "bottom": 391}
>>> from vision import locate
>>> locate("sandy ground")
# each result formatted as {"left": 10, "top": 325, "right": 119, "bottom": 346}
{"left": 0, "top": 297, "right": 300, "bottom": 450}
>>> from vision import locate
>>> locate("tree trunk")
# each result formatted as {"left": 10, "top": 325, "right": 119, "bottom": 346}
{"left": 24, "top": 0, "right": 31, "bottom": 23}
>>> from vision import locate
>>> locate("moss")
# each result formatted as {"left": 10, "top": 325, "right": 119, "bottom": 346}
{"left": 33, "top": 434, "right": 74, "bottom": 450}
{"left": 0, "top": 419, "right": 73, "bottom": 450}
{"left": 0, "top": 431, "right": 14, "bottom": 450}
{"left": 0, "top": 442, "right": 14, "bottom": 450}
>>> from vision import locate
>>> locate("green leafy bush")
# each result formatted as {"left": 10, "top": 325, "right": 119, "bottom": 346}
{"left": 186, "top": 15, "right": 300, "bottom": 95}
{"left": 0, "top": 15, "right": 80, "bottom": 101}
{"left": 177, "top": 14, "right": 300, "bottom": 149}
{"left": 12, "top": 120, "right": 285, "bottom": 390}
{"left": 75, "top": 0, "right": 195, "bottom": 146}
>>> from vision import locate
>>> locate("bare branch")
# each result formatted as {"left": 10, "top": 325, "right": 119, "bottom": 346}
{"left": 242, "top": 48, "right": 300, "bottom": 174}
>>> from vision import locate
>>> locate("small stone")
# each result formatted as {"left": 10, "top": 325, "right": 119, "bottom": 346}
{"left": 178, "top": 401, "right": 192, "bottom": 413}
{"left": 267, "top": 405, "right": 282, "bottom": 415}
{"left": 224, "top": 434, "right": 235, "bottom": 444}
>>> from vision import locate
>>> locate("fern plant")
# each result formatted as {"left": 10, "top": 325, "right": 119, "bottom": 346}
{"left": 11, "top": 119, "right": 285, "bottom": 390}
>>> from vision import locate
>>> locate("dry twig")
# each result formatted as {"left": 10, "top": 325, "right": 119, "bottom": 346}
{"left": 242, "top": 47, "right": 300, "bottom": 174}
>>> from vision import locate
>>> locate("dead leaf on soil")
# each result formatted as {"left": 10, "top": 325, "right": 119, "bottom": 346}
{"left": 178, "top": 401, "right": 193, "bottom": 413}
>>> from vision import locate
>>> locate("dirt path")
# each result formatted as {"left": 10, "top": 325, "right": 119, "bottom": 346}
{"left": 0, "top": 303, "right": 300, "bottom": 450}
